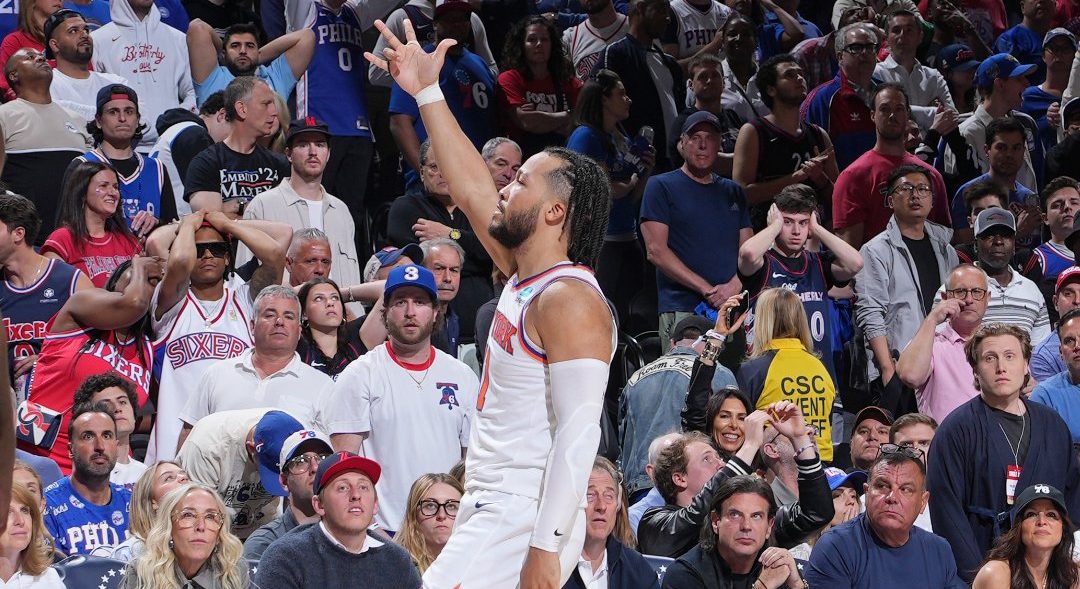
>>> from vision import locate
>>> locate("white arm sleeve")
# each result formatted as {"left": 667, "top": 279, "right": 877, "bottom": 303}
{"left": 530, "top": 358, "right": 608, "bottom": 552}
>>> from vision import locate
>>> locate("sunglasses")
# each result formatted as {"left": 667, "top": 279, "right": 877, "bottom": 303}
{"left": 195, "top": 242, "right": 230, "bottom": 259}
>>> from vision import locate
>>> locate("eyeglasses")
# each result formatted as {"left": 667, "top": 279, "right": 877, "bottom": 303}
{"left": 880, "top": 443, "right": 925, "bottom": 461}
{"left": 172, "top": 509, "right": 225, "bottom": 530}
{"left": 843, "top": 42, "right": 878, "bottom": 55}
{"left": 890, "top": 183, "right": 933, "bottom": 199}
{"left": 195, "top": 242, "right": 230, "bottom": 259}
{"left": 284, "top": 452, "right": 330, "bottom": 475}
{"left": 945, "top": 287, "right": 988, "bottom": 301}
{"left": 417, "top": 499, "right": 459, "bottom": 518}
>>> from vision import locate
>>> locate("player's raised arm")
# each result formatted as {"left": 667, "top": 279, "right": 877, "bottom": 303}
{"left": 365, "top": 18, "right": 513, "bottom": 276}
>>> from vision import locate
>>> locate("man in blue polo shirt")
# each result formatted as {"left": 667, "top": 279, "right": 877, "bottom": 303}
{"left": 1032, "top": 307, "right": 1080, "bottom": 442}
{"left": 640, "top": 110, "right": 752, "bottom": 355}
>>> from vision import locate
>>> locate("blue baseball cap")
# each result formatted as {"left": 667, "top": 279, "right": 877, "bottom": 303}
{"left": 363, "top": 244, "right": 424, "bottom": 282}
{"left": 384, "top": 264, "right": 438, "bottom": 303}
{"left": 975, "top": 53, "right": 1036, "bottom": 89}
{"left": 825, "top": 467, "right": 868, "bottom": 495}
{"left": 253, "top": 410, "right": 307, "bottom": 497}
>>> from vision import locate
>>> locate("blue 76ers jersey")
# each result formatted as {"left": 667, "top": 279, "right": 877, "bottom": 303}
{"left": 296, "top": 2, "right": 371, "bottom": 137}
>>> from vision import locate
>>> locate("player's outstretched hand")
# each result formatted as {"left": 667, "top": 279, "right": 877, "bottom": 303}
{"left": 364, "top": 18, "right": 457, "bottom": 96}
{"left": 520, "top": 547, "right": 560, "bottom": 589}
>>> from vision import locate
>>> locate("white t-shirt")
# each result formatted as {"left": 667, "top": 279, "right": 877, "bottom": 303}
{"left": 176, "top": 408, "right": 278, "bottom": 539}
{"left": 180, "top": 348, "right": 330, "bottom": 429}
{"left": 305, "top": 198, "right": 324, "bottom": 231}
{"left": 0, "top": 567, "right": 64, "bottom": 588}
{"left": 110, "top": 457, "right": 148, "bottom": 488}
{"left": 321, "top": 343, "right": 478, "bottom": 530}
{"left": 49, "top": 69, "right": 132, "bottom": 122}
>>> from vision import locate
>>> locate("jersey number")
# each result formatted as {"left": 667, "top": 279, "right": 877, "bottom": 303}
{"left": 0, "top": 0, "right": 14, "bottom": 15}
{"left": 338, "top": 48, "right": 352, "bottom": 71}
{"left": 472, "top": 83, "right": 488, "bottom": 109}
{"left": 810, "top": 310, "right": 825, "bottom": 343}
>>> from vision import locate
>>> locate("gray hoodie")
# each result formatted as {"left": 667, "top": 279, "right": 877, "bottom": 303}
{"left": 91, "top": 0, "right": 196, "bottom": 151}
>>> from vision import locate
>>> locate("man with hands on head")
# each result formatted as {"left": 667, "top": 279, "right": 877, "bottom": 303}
{"left": 638, "top": 401, "right": 833, "bottom": 558}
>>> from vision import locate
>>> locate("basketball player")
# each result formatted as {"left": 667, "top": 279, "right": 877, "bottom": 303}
{"left": 147, "top": 210, "right": 286, "bottom": 462}
{"left": 368, "top": 19, "right": 616, "bottom": 589}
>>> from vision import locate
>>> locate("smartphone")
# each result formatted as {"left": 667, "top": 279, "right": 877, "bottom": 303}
{"left": 727, "top": 290, "right": 750, "bottom": 326}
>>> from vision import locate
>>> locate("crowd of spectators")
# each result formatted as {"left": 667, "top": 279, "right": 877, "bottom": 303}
{"left": 5, "top": 0, "right": 1080, "bottom": 587}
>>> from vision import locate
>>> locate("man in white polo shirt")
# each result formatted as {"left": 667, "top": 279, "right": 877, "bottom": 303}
{"left": 323, "top": 264, "right": 478, "bottom": 532}
{"left": 177, "top": 284, "right": 331, "bottom": 451}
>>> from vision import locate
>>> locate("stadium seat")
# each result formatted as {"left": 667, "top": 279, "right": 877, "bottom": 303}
{"left": 54, "top": 554, "right": 127, "bottom": 589}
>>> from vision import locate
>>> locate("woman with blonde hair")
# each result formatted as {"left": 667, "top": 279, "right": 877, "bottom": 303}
{"left": 566, "top": 456, "right": 657, "bottom": 588}
{"left": 0, "top": 483, "right": 63, "bottom": 587}
{"left": 395, "top": 473, "right": 464, "bottom": 573}
{"left": 12, "top": 460, "right": 46, "bottom": 511}
{"left": 122, "top": 483, "right": 249, "bottom": 589}
{"left": 737, "top": 287, "right": 837, "bottom": 462}
{"left": 98, "top": 461, "right": 189, "bottom": 562}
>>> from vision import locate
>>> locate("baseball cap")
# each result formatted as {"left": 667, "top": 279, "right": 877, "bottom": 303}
{"left": 266, "top": 429, "right": 334, "bottom": 496}
{"left": 384, "top": 263, "right": 438, "bottom": 303}
{"left": 434, "top": 0, "right": 473, "bottom": 18}
{"left": 825, "top": 467, "right": 868, "bottom": 495}
{"left": 253, "top": 410, "right": 306, "bottom": 497}
{"left": 95, "top": 84, "right": 139, "bottom": 118}
{"left": 1058, "top": 266, "right": 1080, "bottom": 292}
{"left": 975, "top": 53, "right": 1037, "bottom": 89}
{"left": 937, "top": 43, "right": 980, "bottom": 73}
{"left": 43, "top": 9, "right": 83, "bottom": 59}
{"left": 973, "top": 207, "right": 1016, "bottom": 238}
{"left": 672, "top": 315, "right": 713, "bottom": 341}
{"left": 286, "top": 116, "right": 331, "bottom": 146}
{"left": 1010, "top": 484, "right": 1068, "bottom": 526}
{"left": 313, "top": 451, "right": 382, "bottom": 495}
{"left": 681, "top": 111, "right": 723, "bottom": 136}
{"left": 853, "top": 406, "right": 893, "bottom": 430}
{"left": 1044, "top": 28, "right": 1078, "bottom": 52}
{"left": 362, "top": 244, "right": 424, "bottom": 283}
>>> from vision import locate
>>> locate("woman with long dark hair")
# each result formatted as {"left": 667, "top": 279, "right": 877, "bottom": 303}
{"left": 296, "top": 277, "right": 368, "bottom": 378}
{"left": 565, "top": 68, "right": 653, "bottom": 323}
{"left": 498, "top": 15, "right": 582, "bottom": 158}
{"left": 19, "top": 256, "right": 162, "bottom": 473}
{"left": 42, "top": 160, "right": 141, "bottom": 287}
{"left": 973, "top": 484, "right": 1080, "bottom": 589}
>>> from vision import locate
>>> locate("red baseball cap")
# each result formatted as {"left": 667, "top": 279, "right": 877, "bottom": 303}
{"left": 313, "top": 451, "right": 381, "bottom": 494}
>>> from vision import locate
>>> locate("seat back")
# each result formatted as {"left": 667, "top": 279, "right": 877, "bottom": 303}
{"left": 642, "top": 554, "right": 675, "bottom": 583}
{"left": 54, "top": 554, "right": 127, "bottom": 589}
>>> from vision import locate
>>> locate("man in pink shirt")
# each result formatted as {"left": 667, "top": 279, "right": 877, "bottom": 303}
{"left": 895, "top": 264, "right": 990, "bottom": 421}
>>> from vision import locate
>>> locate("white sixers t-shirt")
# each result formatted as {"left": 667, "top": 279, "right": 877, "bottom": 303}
{"left": 321, "top": 343, "right": 478, "bottom": 531}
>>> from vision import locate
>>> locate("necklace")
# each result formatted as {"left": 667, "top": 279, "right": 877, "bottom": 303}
{"left": 996, "top": 400, "right": 1027, "bottom": 466}
{"left": 406, "top": 366, "right": 430, "bottom": 389}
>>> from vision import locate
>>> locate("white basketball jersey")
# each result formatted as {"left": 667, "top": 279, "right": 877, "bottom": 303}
{"left": 563, "top": 14, "right": 630, "bottom": 79}
{"left": 466, "top": 262, "right": 614, "bottom": 499}
{"left": 670, "top": 0, "right": 732, "bottom": 58}
{"left": 146, "top": 277, "right": 253, "bottom": 463}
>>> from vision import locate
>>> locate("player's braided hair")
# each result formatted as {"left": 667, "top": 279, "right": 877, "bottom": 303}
{"left": 540, "top": 147, "right": 610, "bottom": 269}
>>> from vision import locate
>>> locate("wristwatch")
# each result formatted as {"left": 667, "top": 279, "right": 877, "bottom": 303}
{"left": 449, "top": 228, "right": 461, "bottom": 240}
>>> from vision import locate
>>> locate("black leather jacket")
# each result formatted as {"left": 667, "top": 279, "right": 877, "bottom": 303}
{"left": 637, "top": 456, "right": 834, "bottom": 558}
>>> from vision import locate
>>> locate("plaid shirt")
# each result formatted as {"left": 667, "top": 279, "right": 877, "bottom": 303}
{"left": 792, "top": 32, "right": 838, "bottom": 90}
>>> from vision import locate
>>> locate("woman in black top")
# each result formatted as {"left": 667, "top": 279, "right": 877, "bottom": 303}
{"left": 296, "top": 277, "right": 366, "bottom": 378}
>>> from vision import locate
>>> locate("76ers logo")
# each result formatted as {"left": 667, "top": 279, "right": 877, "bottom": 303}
{"left": 437, "top": 383, "right": 460, "bottom": 410}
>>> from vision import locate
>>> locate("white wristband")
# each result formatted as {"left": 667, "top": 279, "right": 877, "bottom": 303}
{"left": 415, "top": 83, "right": 445, "bottom": 107}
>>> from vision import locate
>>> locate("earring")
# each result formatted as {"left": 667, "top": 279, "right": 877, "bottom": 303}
{"left": 168, "top": 539, "right": 174, "bottom": 550}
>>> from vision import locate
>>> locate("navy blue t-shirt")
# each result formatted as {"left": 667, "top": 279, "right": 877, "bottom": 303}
{"left": 806, "top": 513, "right": 966, "bottom": 588}
{"left": 1021, "top": 85, "right": 1061, "bottom": 152}
{"left": 640, "top": 169, "right": 750, "bottom": 313}
{"left": 994, "top": 24, "right": 1046, "bottom": 84}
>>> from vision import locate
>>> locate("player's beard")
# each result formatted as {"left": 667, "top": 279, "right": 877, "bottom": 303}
{"left": 489, "top": 202, "right": 541, "bottom": 250}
